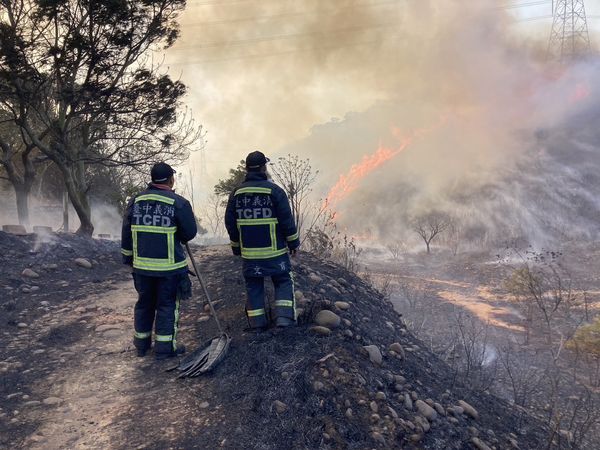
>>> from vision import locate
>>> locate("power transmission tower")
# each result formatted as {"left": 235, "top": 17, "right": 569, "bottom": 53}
{"left": 548, "top": 0, "right": 591, "bottom": 60}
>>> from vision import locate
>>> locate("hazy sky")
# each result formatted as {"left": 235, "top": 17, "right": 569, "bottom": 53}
{"left": 162, "top": 0, "right": 600, "bottom": 200}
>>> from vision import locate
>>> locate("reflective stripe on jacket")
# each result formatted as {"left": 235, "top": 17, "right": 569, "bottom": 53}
{"left": 121, "top": 184, "right": 197, "bottom": 276}
{"left": 224, "top": 172, "right": 300, "bottom": 260}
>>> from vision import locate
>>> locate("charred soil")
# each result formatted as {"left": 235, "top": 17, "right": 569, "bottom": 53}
{"left": 0, "top": 233, "right": 551, "bottom": 449}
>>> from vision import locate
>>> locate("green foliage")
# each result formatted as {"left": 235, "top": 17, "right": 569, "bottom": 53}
{"left": 214, "top": 160, "right": 246, "bottom": 197}
{"left": 568, "top": 317, "right": 600, "bottom": 358}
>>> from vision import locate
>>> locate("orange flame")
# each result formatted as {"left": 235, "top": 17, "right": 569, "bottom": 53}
{"left": 569, "top": 82, "right": 591, "bottom": 104}
{"left": 325, "top": 116, "right": 447, "bottom": 210}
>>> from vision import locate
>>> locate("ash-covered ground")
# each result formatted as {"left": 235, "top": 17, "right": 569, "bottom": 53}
{"left": 0, "top": 231, "right": 552, "bottom": 449}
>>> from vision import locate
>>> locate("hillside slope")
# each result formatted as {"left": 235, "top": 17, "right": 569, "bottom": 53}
{"left": 0, "top": 234, "right": 550, "bottom": 449}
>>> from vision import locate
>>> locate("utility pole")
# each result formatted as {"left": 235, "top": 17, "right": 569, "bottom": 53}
{"left": 548, "top": 0, "right": 591, "bottom": 60}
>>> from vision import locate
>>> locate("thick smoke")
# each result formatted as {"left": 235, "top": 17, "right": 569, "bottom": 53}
{"left": 166, "top": 1, "right": 600, "bottom": 248}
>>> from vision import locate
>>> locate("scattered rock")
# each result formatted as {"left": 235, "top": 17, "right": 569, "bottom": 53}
{"left": 404, "top": 393, "right": 413, "bottom": 410}
{"left": 21, "top": 268, "right": 39, "bottom": 278}
{"left": 388, "top": 342, "right": 405, "bottom": 358}
{"left": 310, "top": 326, "right": 331, "bottom": 336}
{"left": 458, "top": 400, "right": 479, "bottom": 420}
{"left": 415, "top": 400, "right": 438, "bottom": 421}
{"left": 294, "top": 290, "right": 304, "bottom": 301}
{"left": 375, "top": 391, "right": 386, "bottom": 401}
{"left": 17, "top": 323, "right": 28, "bottom": 329}
{"left": 273, "top": 400, "right": 287, "bottom": 414}
{"left": 370, "top": 401, "right": 379, "bottom": 413}
{"left": 74, "top": 258, "right": 92, "bottom": 269}
{"left": 24, "top": 401, "right": 41, "bottom": 407}
{"left": 371, "top": 431, "right": 385, "bottom": 445}
{"left": 103, "top": 329, "right": 121, "bottom": 338}
{"left": 308, "top": 273, "right": 323, "bottom": 284}
{"left": 199, "top": 401, "right": 209, "bottom": 408}
{"left": 315, "top": 310, "right": 341, "bottom": 328}
{"left": 345, "top": 408, "right": 353, "bottom": 418}
{"left": 434, "top": 402, "right": 445, "bottom": 416}
{"left": 42, "top": 397, "right": 62, "bottom": 406}
{"left": 3, "top": 224, "right": 27, "bottom": 235}
{"left": 363, "top": 345, "right": 382, "bottom": 366}
{"left": 313, "top": 381, "right": 324, "bottom": 391}
{"left": 334, "top": 301, "right": 350, "bottom": 310}
{"left": 95, "top": 324, "right": 120, "bottom": 333}
{"left": 470, "top": 437, "right": 492, "bottom": 450}
{"left": 414, "top": 415, "right": 430, "bottom": 433}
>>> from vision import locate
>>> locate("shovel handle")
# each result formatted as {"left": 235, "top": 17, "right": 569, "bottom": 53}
{"left": 185, "top": 243, "right": 225, "bottom": 335}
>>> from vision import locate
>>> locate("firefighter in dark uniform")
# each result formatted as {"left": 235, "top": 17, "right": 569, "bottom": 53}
{"left": 121, "top": 162, "right": 197, "bottom": 359}
{"left": 225, "top": 151, "right": 300, "bottom": 330}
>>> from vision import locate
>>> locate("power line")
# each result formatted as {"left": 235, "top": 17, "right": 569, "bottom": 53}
{"left": 166, "top": 34, "right": 404, "bottom": 65}
{"left": 182, "top": 0, "right": 401, "bottom": 27}
{"left": 517, "top": 14, "right": 553, "bottom": 22}
{"left": 172, "top": 23, "right": 396, "bottom": 51}
{"left": 497, "top": 0, "right": 552, "bottom": 9}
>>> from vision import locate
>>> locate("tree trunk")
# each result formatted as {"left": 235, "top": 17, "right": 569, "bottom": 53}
{"left": 426, "top": 241, "right": 431, "bottom": 253}
{"left": 14, "top": 184, "right": 30, "bottom": 227}
{"left": 61, "top": 166, "right": 94, "bottom": 236}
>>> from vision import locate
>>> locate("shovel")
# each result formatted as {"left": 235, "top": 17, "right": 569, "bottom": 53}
{"left": 168, "top": 243, "right": 231, "bottom": 378}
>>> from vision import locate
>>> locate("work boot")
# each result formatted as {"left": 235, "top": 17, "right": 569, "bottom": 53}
{"left": 155, "top": 344, "right": 186, "bottom": 361}
{"left": 137, "top": 348, "right": 149, "bottom": 357}
{"left": 275, "top": 317, "right": 295, "bottom": 328}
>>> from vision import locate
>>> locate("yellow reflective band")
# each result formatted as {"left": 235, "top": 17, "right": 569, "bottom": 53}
{"left": 133, "top": 260, "right": 188, "bottom": 271}
{"left": 135, "top": 194, "right": 175, "bottom": 205}
{"left": 131, "top": 225, "right": 177, "bottom": 233}
{"left": 286, "top": 232, "right": 299, "bottom": 242}
{"left": 275, "top": 300, "right": 294, "bottom": 308}
{"left": 235, "top": 187, "right": 272, "bottom": 196}
{"left": 134, "top": 331, "right": 151, "bottom": 339}
{"left": 237, "top": 218, "right": 279, "bottom": 225}
{"left": 121, "top": 248, "right": 133, "bottom": 256}
{"left": 270, "top": 223, "right": 277, "bottom": 250}
{"left": 247, "top": 308, "right": 266, "bottom": 317}
{"left": 155, "top": 334, "right": 173, "bottom": 342}
{"left": 230, "top": 241, "right": 240, "bottom": 247}
{"left": 241, "top": 248, "right": 288, "bottom": 259}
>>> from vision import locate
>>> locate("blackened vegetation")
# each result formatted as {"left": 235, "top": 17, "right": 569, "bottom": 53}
{"left": 118, "top": 248, "right": 550, "bottom": 450}
{"left": 0, "top": 231, "right": 127, "bottom": 326}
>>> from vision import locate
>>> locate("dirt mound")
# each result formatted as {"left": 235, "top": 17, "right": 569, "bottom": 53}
{"left": 0, "top": 230, "right": 124, "bottom": 323}
{"left": 0, "top": 240, "right": 550, "bottom": 449}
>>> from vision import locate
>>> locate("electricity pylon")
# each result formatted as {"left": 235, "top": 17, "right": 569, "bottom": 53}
{"left": 548, "top": 0, "right": 591, "bottom": 60}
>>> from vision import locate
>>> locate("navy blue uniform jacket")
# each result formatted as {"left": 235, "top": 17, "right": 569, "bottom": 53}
{"left": 121, "top": 184, "right": 197, "bottom": 277}
{"left": 224, "top": 172, "right": 300, "bottom": 262}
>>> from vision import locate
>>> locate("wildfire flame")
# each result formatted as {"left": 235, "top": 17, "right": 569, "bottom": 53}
{"left": 325, "top": 116, "right": 448, "bottom": 210}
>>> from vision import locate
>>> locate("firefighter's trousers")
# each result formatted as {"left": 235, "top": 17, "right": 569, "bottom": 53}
{"left": 244, "top": 271, "right": 296, "bottom": 328}
{"left": 132, "top": 273, "right": 181, "bottom": 355}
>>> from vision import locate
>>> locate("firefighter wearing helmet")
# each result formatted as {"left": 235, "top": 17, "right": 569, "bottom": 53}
{"left": 121, "top": 162, "right": 197, "bottom": 359}
{"left": 225, "top": 151, "right": 300, "bottom": 330}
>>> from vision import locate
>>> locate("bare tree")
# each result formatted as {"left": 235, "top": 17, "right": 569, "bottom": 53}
{"left": 270, "top": 154, "right": 318, "bottom": 235}
{"left": 411, "top": 211, "right": 451, "bottom": 254}
{"left": 386, "top": 242, "right": 406, "bottom": 260}
{"left": 204, "top": 194, "right": 226, "bottom": 237}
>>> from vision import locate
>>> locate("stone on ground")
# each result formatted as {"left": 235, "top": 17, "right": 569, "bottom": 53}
{"left": 315, "top": 310, "right": 341, "bottom": 328}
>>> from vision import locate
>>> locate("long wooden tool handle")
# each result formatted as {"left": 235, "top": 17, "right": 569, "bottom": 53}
{"left": 185, "top": 243, "right": 225, "bottom": 335}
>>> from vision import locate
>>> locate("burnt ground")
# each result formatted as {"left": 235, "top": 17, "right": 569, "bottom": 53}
{"left": 364, "top": 243, "right": 600, "bottom": 449}
{"left": 0, "top": 232, "right": 552, "bottom": 449}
